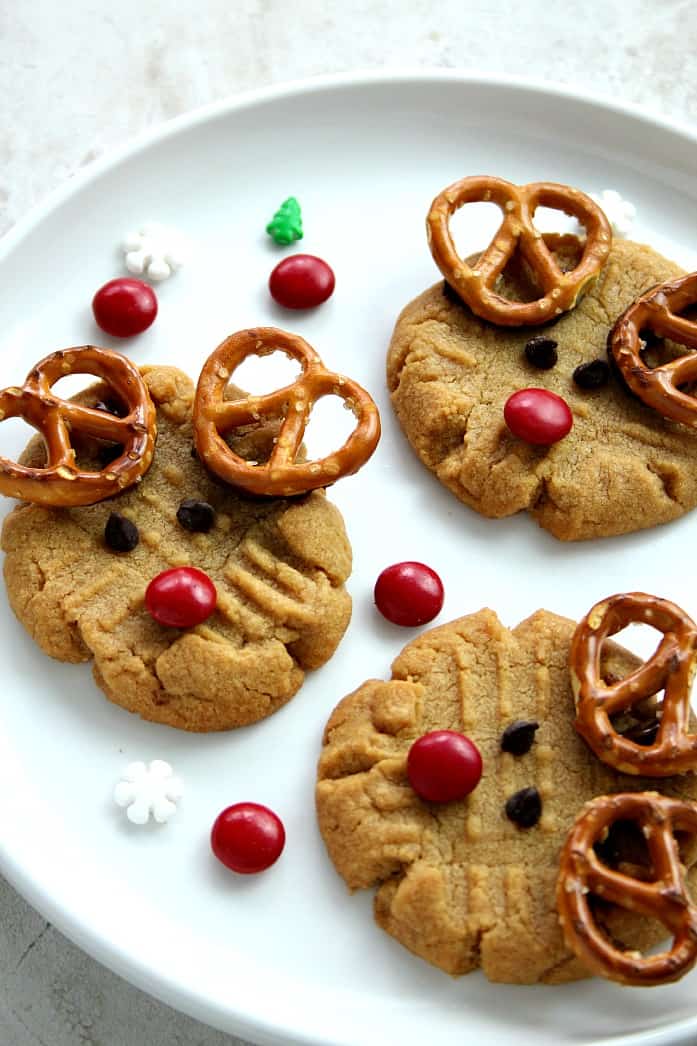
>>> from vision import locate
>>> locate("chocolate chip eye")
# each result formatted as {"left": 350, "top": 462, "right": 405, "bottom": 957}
{"left": 524, "top": 336, "right": 558, "bottom": 370}
{"left": 573, "top": 359, "right": 610, "bottom": 390}
{"left": 104, "top": 512, "right": 139, "bottom": 553}
{"left": 504, "top": 787, "right": 542, "bottom": 828}
{"left": 500, "top": 719, "right": 539, "bottom": 755}
{"left": 177, "top": 498, "right": 216, "bottom": 533}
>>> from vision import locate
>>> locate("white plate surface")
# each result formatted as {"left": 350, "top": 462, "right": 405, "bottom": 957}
{"left": 1, "top": 72, "right": 697, "bottom": 1046}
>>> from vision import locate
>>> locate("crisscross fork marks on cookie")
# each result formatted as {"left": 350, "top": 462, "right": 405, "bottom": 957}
{"left": 608, "top": 272, "right": 697, "bottom": 426}
{"left": 426, "top": 176, "right": 612, "bottom": 326}
{"left": 571, "top": 592, "right": 697, "bottom": 776}
{"left": 557, "top": 793, "right": 697, "bottom": 986}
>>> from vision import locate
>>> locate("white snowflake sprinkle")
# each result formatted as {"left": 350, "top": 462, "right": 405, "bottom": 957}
{"left": 114, "top": 760, "right": 183, "bottom": 824}
{"left": 588, "top": 190, "right": 637, "bottom": 239}
{"left": 121, "top": 222, "right": 188, "bottom": 281}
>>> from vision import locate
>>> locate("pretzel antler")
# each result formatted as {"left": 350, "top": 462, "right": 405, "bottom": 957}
{"left": 570, "top": 592, "right": 697, "bottom": 776}
{"left": 426, "top": 176, "right": 612, "bottom": 327}
{"left": 608, "top": 272, "right": 697, "bottom": 426}
{"left": 557, "top": 793, "right": 697, "bottom": 986}
{"left": 193, "top": 328, "right": 380, "bottom": 496}
{"left": 0, "top": 346, "right": 156, "bottom": 506}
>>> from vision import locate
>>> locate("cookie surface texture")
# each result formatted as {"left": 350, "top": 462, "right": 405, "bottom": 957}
{"left": 316, "top": 609, "right": 697, "bottom": 984}
{"left": 387, "top": 240, "right": 697, "bottom": 540}
{"left": 2, "top": 367, "right": 352, "bottom": 731}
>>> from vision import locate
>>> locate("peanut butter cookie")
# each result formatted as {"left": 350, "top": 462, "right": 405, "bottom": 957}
{"left": 387, "top": 239, "right": 697, "bottom": 540}
{"left": 316, "top": 608, "right": 697, "bottom": 983}
{"left": 2, "top": 366, "right": 352, "bottom": 731}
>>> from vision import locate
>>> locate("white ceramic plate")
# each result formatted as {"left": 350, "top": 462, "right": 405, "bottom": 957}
{"left": 1, "top": 72, "right": 697, "bottom": 1046}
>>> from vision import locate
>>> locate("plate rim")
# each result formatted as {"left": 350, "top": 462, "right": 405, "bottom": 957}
{"left": 2, "top": 68, "right": 697, "bottom": 1046}
{"left": 2, "top": 66, "right": 697, "bottom": 259}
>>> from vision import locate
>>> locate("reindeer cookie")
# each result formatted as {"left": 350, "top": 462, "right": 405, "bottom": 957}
{"left": 316, "top": 598, "right": 697, "bottom": 985}
{"left": 388, "top": 176, "right": 697, "bottom": 540}
{"left": 1, "top": 334, "right": 380, "bottom": 731}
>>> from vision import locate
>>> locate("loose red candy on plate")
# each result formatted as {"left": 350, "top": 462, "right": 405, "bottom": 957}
{"left": 268, "top": 254, "right": 335, "bottom": 309}
{"left": 92, "top": 277, "right": 158, "bottom": 337}
{"left": 407, "top": 730, "right": 483, "bottom": 802}
{"left": 503, "top": 388, "right": 573, "bottom": 445}
{"left": 211, "top": 802, "right": 286, "bottom": 874}
{"left": 145, "top": 566, "right": 217, "bottom": 628}
{"left": 374, "top": 561, "right": 444, "bottom": 627}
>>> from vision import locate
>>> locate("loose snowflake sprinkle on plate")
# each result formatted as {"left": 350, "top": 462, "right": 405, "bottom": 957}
{"left": 114, "top": 760, "right": 183, "bottom": 825}
{"left": 121, "top": 222, "right": 188, "bottom": 281}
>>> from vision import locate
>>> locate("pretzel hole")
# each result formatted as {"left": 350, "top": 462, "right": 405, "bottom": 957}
{"left": 1, "top": 416, "right": 49, "bottom": 468}
{"left": 300, "top": 393, "right": 359, "bottom": 462}
{"left": 593, "top": 819, "right": 653, "bottom": 879}
{"left": 601, "top": 621, "right": 668, "bottom": 672}
{"left": 467, "top": 235, "right": 583, "bottom": 305}
{"left": 639, "top": 329, "right": 694, "bottom": 372}
{"left": 531, "top": 204, "right": 580, "bottom": 237}
{"left": 448, "top": 202, "right": 502, "bottom": 260}
{"left": 228, "top": 351, "right": 301, "bottom": 398}
{"left": 48, "top": 375, "right": 124, "bottom": 410}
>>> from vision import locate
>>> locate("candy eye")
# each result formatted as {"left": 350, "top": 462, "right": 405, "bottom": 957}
{"left": 406, "top": 730, "right": 482, "bottom": 803}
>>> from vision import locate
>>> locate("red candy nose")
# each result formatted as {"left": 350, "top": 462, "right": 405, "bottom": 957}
{"left": 407, "top": 730, "right": 483, "bottom": 802}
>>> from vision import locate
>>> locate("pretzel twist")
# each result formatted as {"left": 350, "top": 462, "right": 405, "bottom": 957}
{"left": 426, "top": 175, "right": 612, "bottom": 327}
{"left": 193, "top": 328, "right": 380, "bottom": 496}
{"left": 557, "top": 793, "right": 697, "bottom": 986}
{"left": 608, "top": 272, "right": 697, "bottom": 426}
{"left": 0, "top": 346, "right": 156, "bottom": 506}
{"left": 570, "top": 592, "right": 697, "bottom": 776}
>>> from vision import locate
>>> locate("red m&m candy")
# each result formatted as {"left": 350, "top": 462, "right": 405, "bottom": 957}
{"left": 503, "top": 388, "right": 573, "bottom": 445}
{"left": 92, "top": 277, "right": 158, "bottom": 337}
{"left": 145, "top": 566, "right": 216, "bottom": 628}
{"left": 374, "top": 561, "right": 444, "bottom": 627}
{"left": 211, "top": 802, "right": 286, "bottom": 874}
{"left": 407, "top": 730, "right": 483, "bottom": 803}
{"left": 268, "top": 254, "right": 335, "bottom": 309}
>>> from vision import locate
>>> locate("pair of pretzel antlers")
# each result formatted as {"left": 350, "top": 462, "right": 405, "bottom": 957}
{"left": 429, "top": 174, "right": 697, "bottom": 427}
{"left": 558, "top": 592, "right": 697, "bottom": 986}
{"left": 0, "top": 332, "right": 380, "bottom": 507}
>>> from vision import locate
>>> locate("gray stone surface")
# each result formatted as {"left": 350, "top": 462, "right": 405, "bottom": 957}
{"left": 1, "top": 1, "right": 696, "bottom": 1043}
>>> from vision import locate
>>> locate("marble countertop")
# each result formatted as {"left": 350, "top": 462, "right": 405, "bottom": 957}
{"left": 2, "top": 2, "right": 696, "bottom": 1044}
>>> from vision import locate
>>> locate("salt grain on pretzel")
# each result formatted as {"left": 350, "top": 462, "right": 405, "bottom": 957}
{"left": 193, "top": 328, "right": 380, "bottom": 496}
{"left": 0, "top": 346, "right": 156, "bottom": 506}
{"left": 557, "top": 792, "right": 697, "bottom": 986}
{"left": 608, "top": 272, "right": 697, "bottom": 426}
{"left": 570, "top": 592, "right": 697, "bottom": 776}
{"left": 426, "top": 175, "right": 612, "bottom": 326}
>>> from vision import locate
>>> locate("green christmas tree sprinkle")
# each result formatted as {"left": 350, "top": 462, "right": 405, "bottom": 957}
{"left": 266, "top": 197, "right": 303, "bottom": 245}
